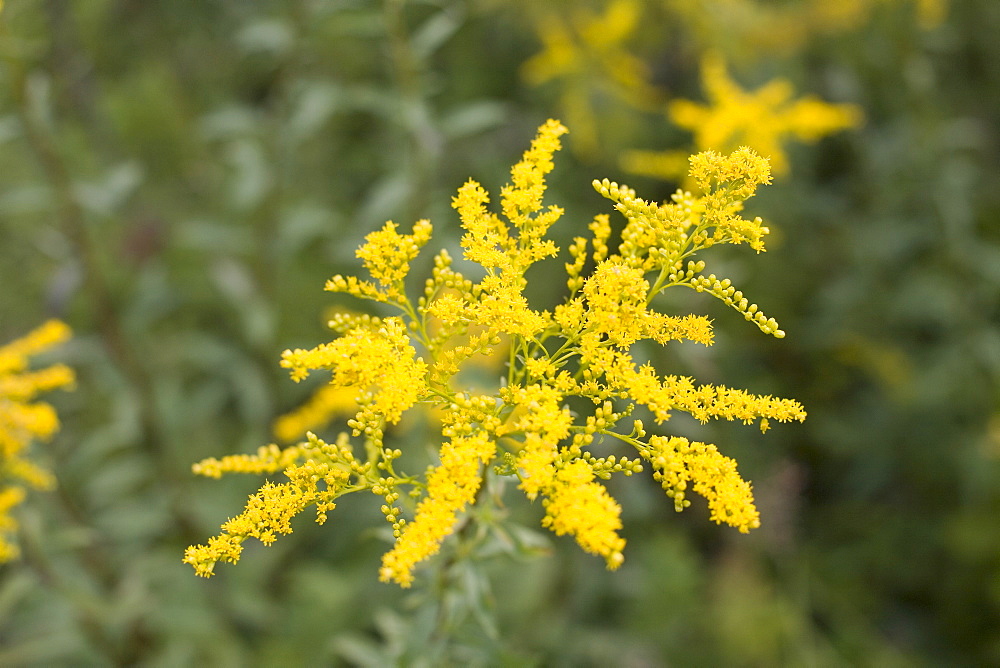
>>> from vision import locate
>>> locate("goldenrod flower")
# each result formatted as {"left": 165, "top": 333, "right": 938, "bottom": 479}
{"left": 0, "top": 320, "right": 74, "bottom": 562}
{"left": 624, "top": 52, "right": 862, "bottom": 182}
{"left": 541, "top": 460, "right": 625, "bottom": 569}
{"left": 184, "top": 433, "right": 366, "bottom": 577}
{"left": 520, "top": 0, "right": 660, "bottom": 158}
{"left": 353, "top": 219, "right": 433, "bottom": 302}
{"left": 643, "top": 435, "right": 760, "bottom": 533}
{"left": 379, "top": 430, "right": 495, "bottom": 587}
{"left": 188, "top": 121, "right": 805, "bottom": 586}
{"left": 280, "top": 317, "right": 428, "bottom": 425}
{"left": 273, "top": 385, "right": 358, "bottom": 443}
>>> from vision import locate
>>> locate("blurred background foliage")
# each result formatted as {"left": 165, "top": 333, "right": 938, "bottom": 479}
{"left": 1, "top": 0, "right": 998, "bottom": 665}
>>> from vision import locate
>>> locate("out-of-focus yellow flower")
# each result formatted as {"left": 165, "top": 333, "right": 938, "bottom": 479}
{"left": 624, "top": 52, "right": 862, "bottom": 183}
{"left": 0, "top": 320, "right": 74, "bottom": 562}
{"left": 273, "top": 385, "right": 358, "bottom": 443}
{"left": 666, "top": 0, "right": 813, "bottom": 57}
{"left": 666, "top": 0, "right": 946, "bottom": 60}
{"left": 910, "top": 0, "right": 948, "bottom": 27}
{"left": 521, "top": 0, "right": 661, "bottom": 158}
{"left": 808, "top": 0, "right": 948, "bottom": 30}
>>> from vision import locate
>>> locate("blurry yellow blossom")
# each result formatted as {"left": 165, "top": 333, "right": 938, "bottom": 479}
{"left": 666, "top": 0, "right": 946, "bottom": 59}
{"left": 807, "top": 0, "right": 948, "bottom": 31}
{"left": 521, "top": 0, "right": 661, "bottom": 158}
{"left": 623, "top": 52, "right": 862, "bottom": 182}
{"left": 909, "top": 0, "right": 948, "bottom": 27}
{"left": 273, "top": 385, "right": 358, "bottom": 443}
{"left": 665, "top": 0, "right": 814, "bottom": 57}
{"left": 188, "top": 120, "right": 805, "bottom": 587}
{"left": 0, "top": 320, "right": 74, "bottom": 562}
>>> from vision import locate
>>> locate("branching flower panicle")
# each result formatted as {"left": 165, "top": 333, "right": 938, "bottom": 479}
{"left": 187, "top": 120, "right": 805, "bottom": 587}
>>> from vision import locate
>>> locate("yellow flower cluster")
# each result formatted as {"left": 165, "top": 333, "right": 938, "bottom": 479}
{"left": 623, "top": 52, "right": 863, "bottom": 182}
{"left": 541, "top": 460, "right": 625, "bottom": 568}
{"left": 279, "top": 317, "right": 428, "bottom": 425}
{"left": 187, "top": 120, "right": 805, "bottom": 586}
{"left": 183, "top": 432, "right": 375, "bottom": 576}
{"left": 643, "top": 435, "right": 760, "bottom": 532}
{"left": 380, "top": 429, "right": 496, "bottom": 587}
{"left": 0, "top": 320, "right": 74, "bottom": 562}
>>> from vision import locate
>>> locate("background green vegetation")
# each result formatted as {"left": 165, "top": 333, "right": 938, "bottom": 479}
{"left": 2, "top": 0, "right": 999, "bottom": 665}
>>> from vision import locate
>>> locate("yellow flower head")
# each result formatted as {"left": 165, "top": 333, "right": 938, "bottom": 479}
{"left": 583, "top": 259, "right": 651, "bottom": 347}
{"left": 355, "top": 219, "right": 433, "bottom": 301}
{"left": 185, "top": 432, "right": 363, "bottom": 577}
{"left": 327, "top": 219, "right": 433, "bottom": 304}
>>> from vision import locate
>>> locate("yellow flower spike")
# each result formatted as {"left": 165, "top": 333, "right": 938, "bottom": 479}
{"left": 541, "top": 460, "right": 626, "bottom": 569}
{"left": 647, "top": 313, "right": 715, "bottom": 347}
{"left": 565, "top": 235, "right": 590, "bottom": 293}
{"left": 501, "top": 383, "right": 573, "bottom": 443}
{"left": 185, "top": 433, "right": 362, "bottom": 577}
{"left": 351, "top": 219, "right": 433, "bottom": 303}
{"left": 515, "top": 433, "right": 558, "bottom": 501}
{"left": 596, "top": 146, "right": 789, "bottom": 338}
{"left": 502, "top": 119, "right": 567, "bottom": 228}
{"left": 688, "top": 146, "right": 773, "bottom": 198}
{"left": 380, "top": 430, "right": 496, "bottom": 587}
{"left": 644, "top": 435, "right": 760, "bottom": 533}
{"left": 608, "top": 363, "right": 806, "bottom": 428}
{"left": 582, "top": 258, "right": 652, "bottom": 347}
{"left": 455, "top": 179, "right": 513, "bottom": 272}
{"left": 188, "top": 121, "right": 805, "bottom": 585}
{"left": 192, "top": 443, "right": 303, "bottom": 479}
{"left": 588, "top": 214, "right": 612, "bottom": 264}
